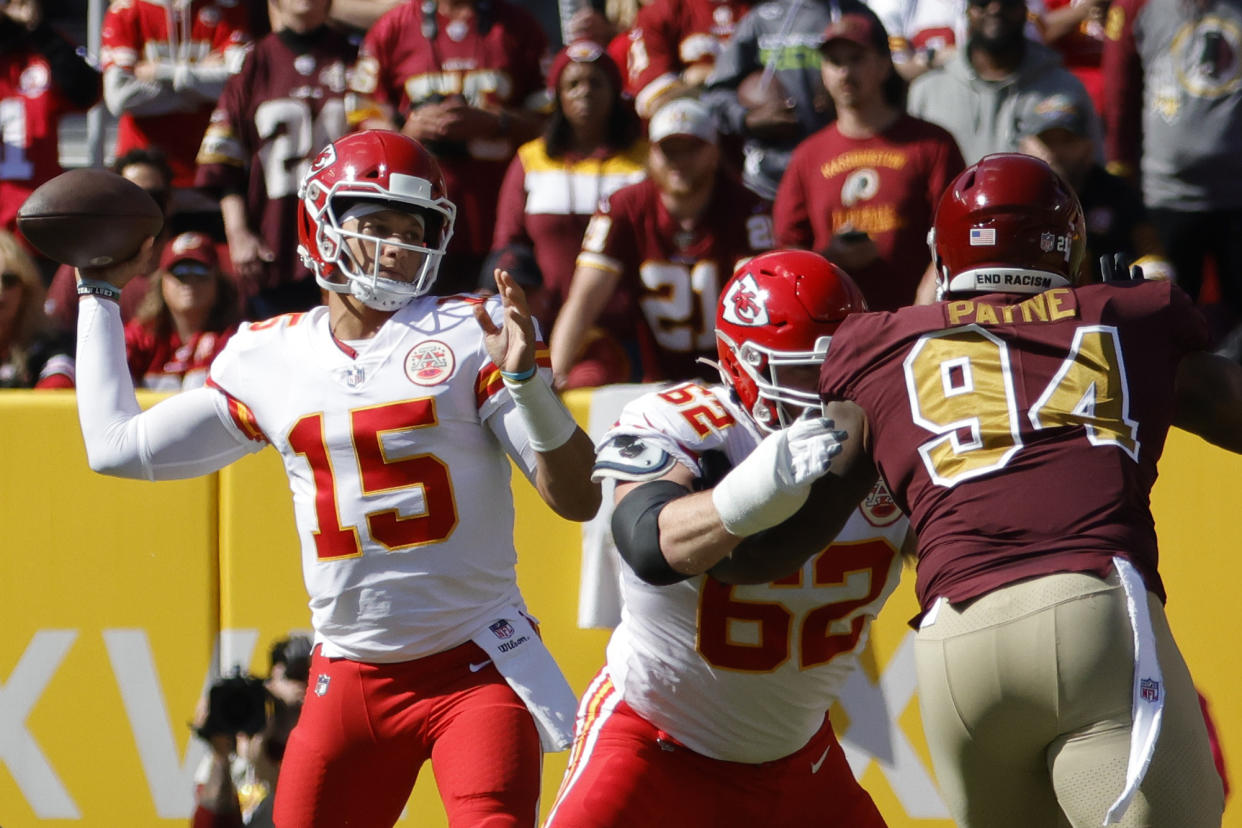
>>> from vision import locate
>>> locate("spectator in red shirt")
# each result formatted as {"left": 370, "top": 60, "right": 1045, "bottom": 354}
{"left": 774, "top": 13, "right": 964, "bottom": 310}
{"left": 0, "top": 0, "right": 101, "bottom": 268}
{"left": 125, "top": 231, "right": 240, "bottom": 392}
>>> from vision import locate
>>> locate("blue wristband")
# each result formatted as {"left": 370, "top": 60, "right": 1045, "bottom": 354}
{"left": 500, "top": 365, "right": 538, "bottom": 383}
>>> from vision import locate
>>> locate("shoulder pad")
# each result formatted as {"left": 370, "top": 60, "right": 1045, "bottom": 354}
{"left": 592, "top": 434, "right": 677, "bottom": 482}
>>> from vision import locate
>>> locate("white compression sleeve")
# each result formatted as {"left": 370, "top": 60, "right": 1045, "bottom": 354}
{"left": 76, "top": 296, "right": 256, "bottom": 480}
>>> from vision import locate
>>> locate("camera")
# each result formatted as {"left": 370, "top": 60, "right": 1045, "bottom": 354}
{"left": 196, "top": 669, "right": 268, "bottom": 739}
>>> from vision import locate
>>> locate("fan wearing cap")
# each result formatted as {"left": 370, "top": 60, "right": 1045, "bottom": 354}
{"left": 489, "top": 39, "right": 646, "bottom": 388}
{"left": 550, "top": 96, "right": 774, "bottom": 388}
{"left": 1016, "top": 96, "right": 1171, "bottom": 284}
{"left": 774, "top": 12, "right": 964, "bottom": 312}
{"left": 123, "top": 231, "right": 241, "bottom": 392}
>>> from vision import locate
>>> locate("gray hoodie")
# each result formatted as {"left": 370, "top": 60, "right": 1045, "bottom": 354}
{"left": 907, "top": 39, "right": 1100, "bottom": 164}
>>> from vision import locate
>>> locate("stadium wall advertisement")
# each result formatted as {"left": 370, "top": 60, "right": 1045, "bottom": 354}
{"left": 1, "top": 391, "right": 1236, "bottom": 826}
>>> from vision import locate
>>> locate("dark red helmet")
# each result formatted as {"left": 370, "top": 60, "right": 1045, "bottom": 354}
{"left": 930, "top": 153, "right": 1086, "bottom": 298}
{"left": 715, "top": 249, "right": 868, "bottom": 432}
{"left": 297, "top": 130, "right": 456, "bottom": 310}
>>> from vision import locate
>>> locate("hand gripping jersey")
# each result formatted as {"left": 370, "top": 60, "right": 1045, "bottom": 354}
{"left": 206, "top": 295, "right": 543, "bottom": 663}
{"left": 819, "top": 279, "right": 1211, "bottom": 613}
{"left": 594, "top": 381, "right": 907, "bottom": 762}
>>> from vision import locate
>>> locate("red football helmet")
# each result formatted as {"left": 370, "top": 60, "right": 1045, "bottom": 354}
{"left": 715, "top": 250, "right": 868, "bottom": 432}
{"left": 930, "top": 153, "right": 1086, "bottom": 298}
{"left": 297, "top": 131, "right": 456, "bottom": 310}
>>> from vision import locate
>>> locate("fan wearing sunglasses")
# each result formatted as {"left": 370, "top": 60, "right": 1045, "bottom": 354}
{"left": 0, "top": 229, "right": 74, "bottom": 388}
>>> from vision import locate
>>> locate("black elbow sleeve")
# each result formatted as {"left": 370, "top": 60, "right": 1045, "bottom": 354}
{"left": 611, "top": 480, "right": 692, "bottom": 586}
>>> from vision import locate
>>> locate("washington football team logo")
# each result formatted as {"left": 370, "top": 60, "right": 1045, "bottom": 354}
{"left": 861, "top": 480, "right": 902, "bottom": 527}
{"left": 405, "top": 340, "right": 455, "bottom": 386}
{"left": 720, "top": 273, "right": 769, "bottom": 326}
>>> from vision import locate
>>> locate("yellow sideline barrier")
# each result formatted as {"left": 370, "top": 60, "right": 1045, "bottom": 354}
{"left": 0, "top": 390, "right": 1236, "bottom": 827}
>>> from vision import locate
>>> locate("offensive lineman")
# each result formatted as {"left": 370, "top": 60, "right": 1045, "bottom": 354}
{"left": 72, "top": 130, "right": 600, "bottom": 828}
{"left": 545, "top": 250, "right": 902, "bottom": 828}
{"left": 816, "top": 153, "right": 1238, "bottom": 826}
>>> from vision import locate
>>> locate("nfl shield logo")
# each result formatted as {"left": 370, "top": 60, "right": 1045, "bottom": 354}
{"left": 345, "top": 366, "right": 366, "bottom": 388}
{"left": 1040, "top": 232, "right": 1056, "bottom": 252}
{"left": 1140, "top": 677, "right": 1161, "bottom": 703}
{"left": 489, "top": 620, "right": 515, "bottom": 639}
{"left": 315, "top": 674, "right": 331, "bottom": 697}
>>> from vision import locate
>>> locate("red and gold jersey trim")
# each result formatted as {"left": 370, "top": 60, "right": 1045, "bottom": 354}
{"left": 206, "top": 378, "right": 270, "bottom": 444}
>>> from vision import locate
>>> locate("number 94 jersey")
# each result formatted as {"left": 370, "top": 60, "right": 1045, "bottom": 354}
{"left": 595, "top": 381, "right": 908, "bottom": 762}
{"left": 207, "top": 297, "right": 534, "bottom": 663}
{"left": 819, "top": 279, "right": 1212, "bottom": 614}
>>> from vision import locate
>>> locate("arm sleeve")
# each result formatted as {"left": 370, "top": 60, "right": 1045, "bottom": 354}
{"left": 485, "top": 397, "right": 540, "bottom": 483}
{"left": 29, "top": 22, "right": 101, "bottom": 110}
{"left": 103, "top": 65, "right": 183, "bottom": 116}
{"left": 76, "top": 296, "right": 258, "bottom": 480}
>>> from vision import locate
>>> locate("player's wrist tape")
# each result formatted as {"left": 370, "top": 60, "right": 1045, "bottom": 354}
{"left": 503, "top": 373, "right": 577, "bottom": 453}
{"left": 76, "top": 279, "right": 123, "bottom": 301}
{"left": 499, "top": 365, "right": 537, "bottom": 382}
{"left": 711, "top": 430, "right": 812, "bottom": 537}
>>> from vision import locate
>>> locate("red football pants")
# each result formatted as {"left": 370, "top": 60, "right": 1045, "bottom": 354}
{"left": 545, "top": 672, "right": 887, "bottom": 828}
{"left": 273, "top": 642, "right": 542, "bottom": 828}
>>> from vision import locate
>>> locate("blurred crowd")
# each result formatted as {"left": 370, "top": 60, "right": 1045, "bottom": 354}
{"left": 2, "top": 0, "right": 1240, "bottom": 389}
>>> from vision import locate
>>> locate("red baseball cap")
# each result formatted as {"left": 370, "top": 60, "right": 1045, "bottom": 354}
{"left": 160, "top": 231, "right": 218, "bottom": 272}
{"left": 819, "top": 13, "right": 890, "bottom": 53}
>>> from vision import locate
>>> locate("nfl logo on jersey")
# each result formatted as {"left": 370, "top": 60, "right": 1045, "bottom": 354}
{"left": 1140, "top": 677, "right": 1161, "bottom": 703}
{"left": 315, "top": 673, "right": 331, "bottom": 697}
{"left": 489, "top": 620, "right": 515, "bottom": 640}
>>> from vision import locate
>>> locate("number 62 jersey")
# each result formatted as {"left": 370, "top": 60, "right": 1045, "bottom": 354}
{"left": 594, "top": 381, "right": 908, "bottom": 762}
{"left": 207, "top": 295, "right": 539, "bottom": 664}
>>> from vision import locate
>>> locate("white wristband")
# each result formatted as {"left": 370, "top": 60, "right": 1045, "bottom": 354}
{"left": 503, "top": 373, "right": 578, "bottom": 453}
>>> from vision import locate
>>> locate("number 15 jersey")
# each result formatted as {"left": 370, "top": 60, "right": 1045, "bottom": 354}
{"left": 595, "top": 382, "right": 908, "bottom": 762}
{"left": 207, "top": 296, "right": 537, "bottom": 663}
{"left": 819, "top": 279, "right": 1211, "bottom": 614}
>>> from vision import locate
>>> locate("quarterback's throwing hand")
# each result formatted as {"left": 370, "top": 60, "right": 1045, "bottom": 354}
{"left": 475, "top": 268, "right": 537, "bottom": 375}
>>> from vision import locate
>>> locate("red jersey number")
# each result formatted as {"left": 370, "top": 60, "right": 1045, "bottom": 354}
{"left": 696, "top": 539, "right": 898, "bottom": 672}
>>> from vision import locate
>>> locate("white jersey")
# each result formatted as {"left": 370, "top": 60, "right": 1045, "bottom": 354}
{"left": 594, "top": 381, "right": 908, "bottom": 762}
{"left": 208, "top": 296, "right": 538, "bottom": 663}
{"left": 869, "top": 0, "right": 1046, "bottom": 60}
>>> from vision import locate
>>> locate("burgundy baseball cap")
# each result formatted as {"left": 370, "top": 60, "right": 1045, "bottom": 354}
{"left": 819, "top": 12, "right": 890, "bottom": 53}
{"left": 160, "top": 231, "right": 218, "bottom": 272}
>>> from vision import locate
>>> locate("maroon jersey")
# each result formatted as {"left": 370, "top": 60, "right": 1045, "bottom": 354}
{"left": 349, "top": 0, "right": 548, "bottom": 258}
{"left": 492, "top": 138, "right": 647, "bottom": 331}
{"left": 196, "top": 28, "right": 356, "bottom": 292}
{"left": 101, "top": 0, "right": 252, "bottom": 187}
{"left": 624, "top": 0, "right": 753, "bottom": 118}
{"left": 577, "top": 169, "right": 774, "bottom": 381}
{"left": 0, "top": 51, "right": 75, "bottom": 243}
{"left": 819, "top": 280, "right": 1211, "bottom": 612}
{"left": 773, "top": 115, "right": 964, "bottom": 311}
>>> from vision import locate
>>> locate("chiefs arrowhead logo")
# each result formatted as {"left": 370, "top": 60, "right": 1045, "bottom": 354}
{"left": 720, "top": 273, "right": 769, "bottom": 326}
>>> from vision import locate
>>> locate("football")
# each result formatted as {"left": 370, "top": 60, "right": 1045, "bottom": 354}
{"left": 17, "top": 168, "right": 163, "bottom": 269}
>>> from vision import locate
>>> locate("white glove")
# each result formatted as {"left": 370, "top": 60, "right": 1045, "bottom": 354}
{"left": 711, "top": 417, "right": 847, "bottom": 537}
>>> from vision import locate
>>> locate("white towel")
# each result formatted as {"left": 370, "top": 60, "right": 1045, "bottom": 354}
{"left": 576, "top": 383, "right": 665, "bottom": 629}
{"left": 470, "top": 613, "right": 579, "bottom": 752}
{"left": 1104, "top": 557, "right": 1165, "bottom": 825}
